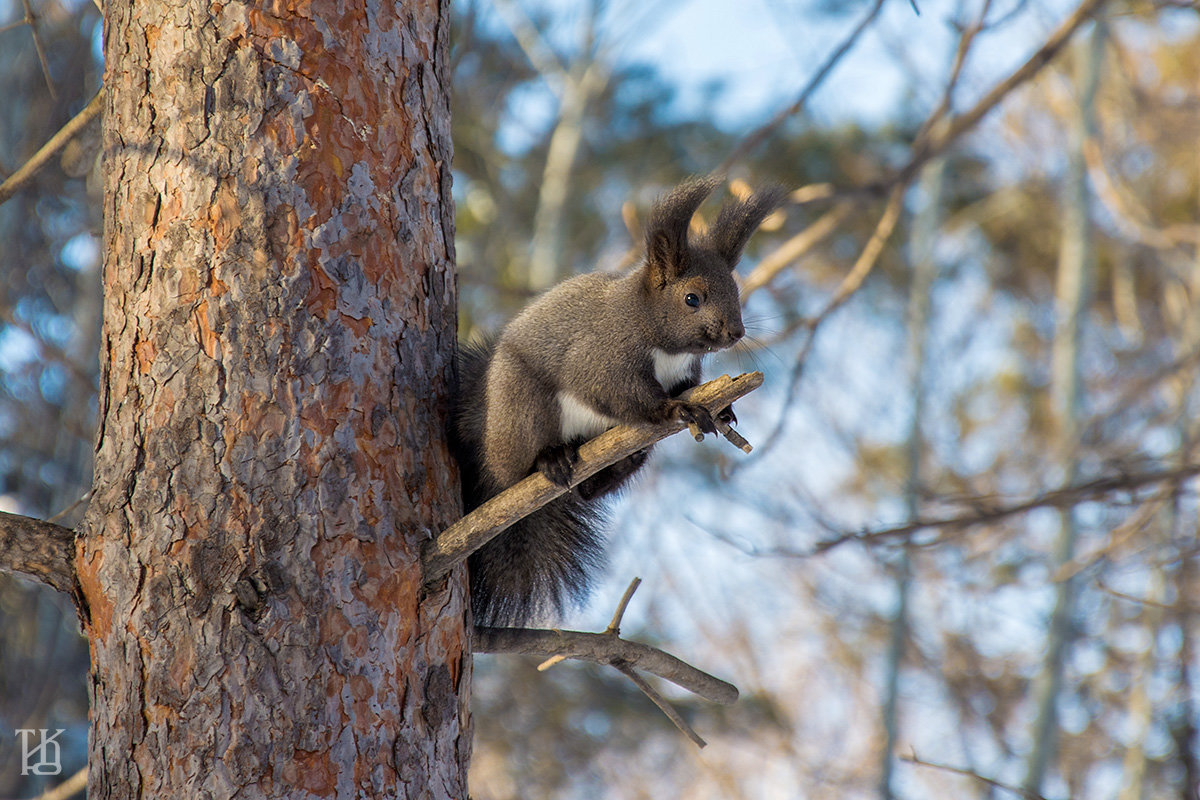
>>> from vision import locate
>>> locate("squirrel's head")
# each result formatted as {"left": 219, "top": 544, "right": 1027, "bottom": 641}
{"left": 641, "top": 177, "right": 787, "bottom": 355}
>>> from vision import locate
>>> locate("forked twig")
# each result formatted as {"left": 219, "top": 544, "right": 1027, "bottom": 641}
{"left": 478, "top": 578, "right": 736, "bottom": 749}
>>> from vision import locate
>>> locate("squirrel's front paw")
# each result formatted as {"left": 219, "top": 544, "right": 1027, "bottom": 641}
{"left": 536, "top": 443, "right": 579, "bottom": 487}
{"left": 665, "top": 400, "right": 717, "bottom": 435}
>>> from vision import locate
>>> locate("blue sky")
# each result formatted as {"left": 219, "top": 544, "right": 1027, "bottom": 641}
{"left": 501, "top": 0, "right": 1095, "bottom": 129}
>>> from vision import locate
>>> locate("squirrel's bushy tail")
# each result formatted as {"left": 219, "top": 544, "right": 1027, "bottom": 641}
{"left": 451, "top": 339, "right": 606, "bottom": 627}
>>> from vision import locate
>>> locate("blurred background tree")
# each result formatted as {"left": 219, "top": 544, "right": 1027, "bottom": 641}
{"left": 2, "top": 0, "right": 1198, "bottom": 798}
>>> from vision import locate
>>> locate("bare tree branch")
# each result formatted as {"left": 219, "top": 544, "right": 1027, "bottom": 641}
{"left": 423, "top": 372, "right": 764, "bottom": 583}
{"left": 490, "top": 0, "right": 567, "bottom": 84}
{"left": 477, "top": 575, "right": 736, "bottom": 748}
{"left": 810, "top": 462, "right": 1200, "bottom": 555}
{"left": 716, "top": 0, "right": 887, "bottom": 175}
{"left": 1083, "top": 138, "right": 1200, "bottom": 248}
{"left": 28, "top": 766, "right": 88, "bottom": 800}
{"left": 739, "top": 180, "right": 908, "bottom": 467}
{"left": 528, "top": 57, "right": 610, "bottom": 288}
{"left": 538, "top": 575, "right": 641, "bottom": 671}
{"left": 474, "top": 625, "right": 739, "bottom": 705}
{"left": 732, "top": 0, "right": 1112, "bottom": 474}
{"left": 17, "top": 0, "right": 57, "bottom": 98}
{"left": 901, "top": 752, "right": 1052, "bottom": 800}
{"left": 613, "top": 661, "right": 708, "bottom": 748}
{"left": 893, "top": 0, "right": 1110, "bottom": 191}
{"left": 741, "top": 201, "right": 853, "bottom": 299}
{"left": 783, "top": 0, "right": 1110, "bottom": 214}
{"left": 0, "top": 88, "right": 104, "bottom": 207}
{"left": 0, "top": 509, "right": 77, "bottom": 594}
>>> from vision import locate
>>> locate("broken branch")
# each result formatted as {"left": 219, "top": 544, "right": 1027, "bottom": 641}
{"left": 0, "top": 509, "right": 77, "bottom": 594}
{"left": 474, "top": 625, "right": 739, "bottom": 706}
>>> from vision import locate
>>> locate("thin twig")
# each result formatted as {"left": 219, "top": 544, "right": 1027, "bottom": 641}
{"left": 539, "top": 575, "right": 643, "bottom": 671}
{"left": 717, "top": 0, "right": 886, "bottom": 174}
{"left": 19, "top": 0, "right": 56, "bottom": 99}
{"left": 715, "top": 420, "right": 752, "bottom": 454}
{"left": 901, "top": 752, "right": 1052, "bottom": 800}
{"left": 816, "top": 180, "right": 907, "bottom": 321}
{"left": 734, "top": 0, "right": 1111, "bottom": 469}
{"left": 28, "top": 766, "right": 88, "bottom": 800}
{"left": 741, "top": 201, "right": 853, "bottom": 300}
{"left": 46, "top": 491, "right": 91, "bottom": 524}
{"left": 1097, "top": 578, "right": 1185, "bottom": 610}
{"left": 894, "top": 0, "right": 1109, "bottom": 190}
{"left": 807, "top": 462, "right": 1200, "bottom": 556}
{"left": 605, "top": 576, "right": 641, "bottom": 635}
{"left": 909, "top": 0, "right": 994, "bottom": 150}
{"left": 613, "top": 661, "right": 707, "bottom": 748}
{"left": 491, "top": 0, "right": 567, "bottom": 86}
{"left": 490, "top": 576, "right": 721, "bottom": 748}
{"left": 1083, "top": 138, "right": 1200, "bottom": 248}
{"left": 0, "top": 88, "right": 104, "bottom": 207}
{"left": 476, "top": 625, "right": 739, "bottom": 705}
{"left": 741, "top": 181, "right": 907, "bottom": 468}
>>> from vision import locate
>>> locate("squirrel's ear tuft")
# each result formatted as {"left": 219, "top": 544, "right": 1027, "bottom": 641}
{"left": 644, "top": 176, "right": 720, "bottom": 285}
{"left": 710, "top": 185, "right": 789, "bottom": 268}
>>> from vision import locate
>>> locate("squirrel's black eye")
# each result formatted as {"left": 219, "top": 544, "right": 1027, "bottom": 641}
{"left": 685, "top": 293, "right": 701, "bottom": 308}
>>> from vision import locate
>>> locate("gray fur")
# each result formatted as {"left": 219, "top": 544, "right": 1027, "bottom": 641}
{"left": 450, "top": 178, "right": 785, "bottom": 626}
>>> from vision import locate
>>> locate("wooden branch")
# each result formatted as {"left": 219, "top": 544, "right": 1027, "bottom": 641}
{"left": 18, "top": 0, "right": 57, "bottom": 98}
{"left": 901, "top": 752, "right": 1050, "bottom": 800}
{"left": 741, "top": 201, "right": 853, "bottom": 299}
{"left": 613, "top": 661, "right": 708, "bottom": 748}
{"left": 604, "top": 576, "right": 641, "bottom": 635}
{"left": 895, "top": 0, "right": 1109, "bottom": 189}
{"left": 716, "top": 0, "right": 886, "bottom": 174}
{"left": 0, "top": 88, "right": 104, "bottom": 207}
{"left": 30, "top": 766, "right": 88, "bottom": 800}
{"left": 480, "top": 578, "right": 737, "bottom": 747}
{"left": 811, "top": 462, "right": 1200, "bottom": 554}
{"left": 422, "top": 372, "right": 764, "bottom": 584}
{"left": 0, "top": 509, "right": 77, "bottom": 594}
{"left": 539, "top": 576, "right": 642, "bottom": 672}
{"left": 474, "top": 625, "right": 739, "bottom": 706}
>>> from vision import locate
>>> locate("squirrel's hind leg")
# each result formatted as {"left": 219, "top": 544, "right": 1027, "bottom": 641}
{"left": 482, "top": 349, "right": 560, "bottom": 489}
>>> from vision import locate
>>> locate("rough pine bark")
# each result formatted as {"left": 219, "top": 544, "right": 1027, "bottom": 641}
{"left": 78, "top": 0, "right": 468, "bottom": 797}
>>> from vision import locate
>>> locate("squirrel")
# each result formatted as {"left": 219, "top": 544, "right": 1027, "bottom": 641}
{"left": 450, "top": 177, "right": 786, "bottom": 627}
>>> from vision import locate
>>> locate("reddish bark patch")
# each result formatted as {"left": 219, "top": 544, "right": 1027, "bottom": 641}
{"left": 193, "top": 299, "right": 219, "bottom": 359}
{"left": 289, "top": 750, "right": 335, "bottom": 795}
{"left": 339, "top": 312, "right": 373, "bottom": 337}
{"left": 135, "top": 335, "right": 157, "bottom": 374}
{"left": 304, "top": 263, "right": 338, "bottom": 317}
{"left": 210, "top": 182, "right": 243, "bottom": 249}
{"left": 75, "top": 543, "right": 114, "bottom": 641}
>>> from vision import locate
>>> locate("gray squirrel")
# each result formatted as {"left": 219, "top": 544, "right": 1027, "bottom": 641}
{"left": 451, "top": 177, "right": 786, "bottom": 626}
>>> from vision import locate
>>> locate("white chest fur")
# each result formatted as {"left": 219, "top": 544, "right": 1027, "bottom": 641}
{"left": 651, "top": 348, "right": 697, "bottom": 389}
{"left": 556, "top": 350, "right": 698, "bottom": 441}
{"left": 558, "top": 392, "right": 618, "bottom": 440}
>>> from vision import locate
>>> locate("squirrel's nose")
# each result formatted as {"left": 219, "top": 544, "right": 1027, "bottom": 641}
{"left": 728, "top": 322, "right": 745, "bottom": 341}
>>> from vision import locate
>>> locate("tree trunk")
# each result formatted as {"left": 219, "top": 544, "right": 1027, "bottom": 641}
{"left": 78, "top": 0, "right": 468, "bottom": 796}
{"left": 1023, "top": 21, "right": 1105, "bottom": 795}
